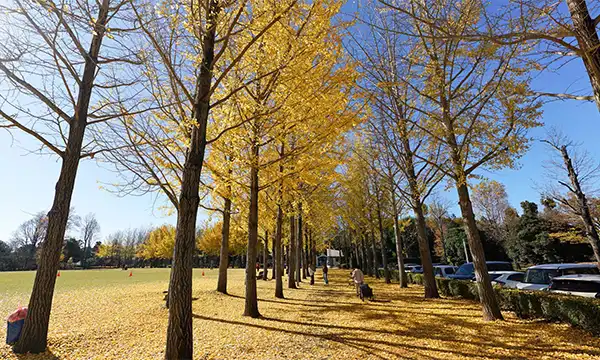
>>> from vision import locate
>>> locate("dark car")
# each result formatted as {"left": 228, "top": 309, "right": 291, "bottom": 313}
{"left": 447, "top": 261, "right": 514, "bottom": 280}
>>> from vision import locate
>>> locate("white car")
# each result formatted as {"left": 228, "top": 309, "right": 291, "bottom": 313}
{"left": 548, "top": 274, "right": 600, "bottom": 298}
{"left": 434, "top": 265, "right": 458, "bottom": 278}
{"left": 489, "top": 271, "right": 524, "bottom": 289}
{"left": 516, "top": 263, "right": 600, "bottom": 291}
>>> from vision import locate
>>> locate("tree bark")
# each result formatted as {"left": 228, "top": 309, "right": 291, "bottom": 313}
{"left": 376, "top": 198, "right": 390, "bottom": 283}
{"left": 288, "top": 214, "right": 297, "bottom": 289}
{"left": 361, "top": 235, "right": 369, "bottom": 274}
{"left": 413, "top": 202, "right": 439, "bottom": 298}
{"left": 303, "top": 232, "right": 308, "bottom": 278}
{"left": 275, "top": 204, "right": 284, "bottom": 298}
{"left": 565, "top": 0, "right": 600, "bottom": 111}
{"left": 244, "top": 141, "right": 260, "bottom": 318}
{"left": 455, "top": 182, "right": 503, "bottom": 320}
{"left": 271, "top": 227, "right": 276, "bottom": 280}
{"left": 559, "top": 145, "right": 600, "bottom": 266}
{"left": 217, "top": 197, "right": 231, "bottom": 294}
{"left": 163, "top": 1, "right": 220, "bottom": 356}
{"left": 14, "top": 0, "right": 110, "bottom": 353}
{"left": 370, "top": 231, "right": 380, "bottom": 279}
{"left": 262, "top": 230, "right": 268, "bottom": 281}
{"left": 391, "top": 191, "right": 408, "bottom": 288}
{"left": 393, "top": 214, "right": 408, "bottom": 288}
{"left": 296, "top": 204, "right": 303, "bottom": 284}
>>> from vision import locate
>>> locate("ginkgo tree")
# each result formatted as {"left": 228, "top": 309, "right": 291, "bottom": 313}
{"left": 379, "top": 0, "right": 543, "bottom": 320}
{"left": 207, "top": 0, "right": 359, "bottom": 317}
{"left": 97, "top": 0, "right": 301, "bottom": 357}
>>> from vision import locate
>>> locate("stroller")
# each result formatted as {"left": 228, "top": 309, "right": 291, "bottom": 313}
{"left": 359, "top": 283, "right": 373, "bottom": 301}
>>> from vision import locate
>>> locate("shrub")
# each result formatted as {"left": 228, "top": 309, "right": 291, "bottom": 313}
{"left": 377, "top": 267, "right": 600, "bottom": 336}
{"left": 500, "top": 290, "right": 600, "bottom": 336}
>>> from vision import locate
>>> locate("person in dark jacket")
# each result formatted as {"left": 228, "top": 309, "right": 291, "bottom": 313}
{"left": 323, "top": 263, "right": 329, "bottom": 285}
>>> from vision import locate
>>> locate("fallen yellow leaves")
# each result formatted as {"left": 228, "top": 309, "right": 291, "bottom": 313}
{"left": 1, "top": 269, "right": 599, "bottom": 359}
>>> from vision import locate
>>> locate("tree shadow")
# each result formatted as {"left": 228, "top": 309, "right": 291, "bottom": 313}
{"left": 13, "top": 349, "right": 60, "bottom": 359}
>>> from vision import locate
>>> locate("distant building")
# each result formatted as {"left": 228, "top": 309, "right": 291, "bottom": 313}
{"left": 317, "top": 249, "right": 343, "bottom": 267}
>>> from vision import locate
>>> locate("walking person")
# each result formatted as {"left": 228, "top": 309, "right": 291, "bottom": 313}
{"left": 351, "top": 268, "right": 364, "bottom": 297}
{"left": 323, "top": 263, "right": 329, "bottom": 285}
{"left": 309, "top": 266, "right": 315, "bottom": 285}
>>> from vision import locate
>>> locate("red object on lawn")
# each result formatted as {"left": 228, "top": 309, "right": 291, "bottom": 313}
{"left": 57, "top": 271, "right": 60, "bottom": 277}
{"left": 202, "top": 271, "right": 205, "bottom": 276}
{"left": 129, "top": 271, "right": 133, "bottom": 277}
{"left": 7, "top": 307, "right": 27, "bottom": 323}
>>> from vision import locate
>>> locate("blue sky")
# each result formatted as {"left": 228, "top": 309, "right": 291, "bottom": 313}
{"left": 0, "top": 132, "right": 181, "bottom": 242}
{"left": 1, "top": 3, "right": 599, "bottom": 243}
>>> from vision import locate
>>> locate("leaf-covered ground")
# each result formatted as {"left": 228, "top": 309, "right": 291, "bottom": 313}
{"left": 1, "top": 269, "right": 599, "bottom": 359}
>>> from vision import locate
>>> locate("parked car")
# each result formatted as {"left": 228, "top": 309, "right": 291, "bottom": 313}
{"left": 434, "top": 265, "right": 458, "bottom": 278}
{"left": 548, "top": 274, "right": 600, "bottom": 298}
{"left": 407, "top": 265, "right": 423, "bottom": 273}
{"left": 490, "top": 271, "right": 524, "bottom": 289}
{"left": 517, "top": 263, "right": 600, "bottom": 291}
{"left": 447, "top": 261, "right": 513, "bottom": 280}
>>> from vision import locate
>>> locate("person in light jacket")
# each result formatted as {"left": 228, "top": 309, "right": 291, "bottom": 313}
{"left": 351, "top": 268, "right": 364, "bottom": 297}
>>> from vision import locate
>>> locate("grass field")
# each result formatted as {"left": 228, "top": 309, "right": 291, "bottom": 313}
{"left": 0, "top": 269, "right": 599, "bottom": 359}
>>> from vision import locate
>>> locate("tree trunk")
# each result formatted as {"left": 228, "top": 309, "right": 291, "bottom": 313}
{"left": 262, "top": 230, "right": 268, "bottom": 281}
{"left": 559, "top": 145, "right": 600, "bottom": 266}
{"left": 413, "top": 203, "right": 439, "bottom": 298}
{"left": 296, "top": 204, "right": 303, "bottom": 284}
{"left": 456, "top": 182, "right": 503, "bottom": 320}
{"left": 14, "top": 1, "right": 110, "bottom": 353}
{"left": 244, "top": 142, "right": 260, "bottom": 318}
{"left": 370, "top": 231, "right": 380, "bottom": 279}
{"left": 275, "top": 204, "right": 284, "bottom": 298}
{"left": 288, "top": 214, "right": 297, "bottom": 289}
{"left": 271, "top": 228, "right": 276, "bottom": 280}
{"left": 217, "top": 197, "right": 231, "bottom": 294}
{"left": 163, "top": 1, "right": 220, "bottom": 356}
{"left": 393, "top": 214, "right": 408, "bottom": 288}
{"left": 377, "top": 199, "right": 390, "bottom": 284}
{"left": 361, "top": 235, "right": 368, "bottom": 273}
{"left": 310, "top": 229, "right": 316, "bottom": 269}
{"left": 463, "top": 237, "right": 470, "bottom": 263}
{"left": 391, "top": 190, "right": 408, "bottom": 288}
{"left": 303, "top": 230, "right": 309, "bottom": 278}
{"left": 565, "top": 0, "right": 600, "bottom": 111}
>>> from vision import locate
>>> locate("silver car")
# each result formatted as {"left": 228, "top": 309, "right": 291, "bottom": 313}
{"left": 548, "top": 274, "right": 600, "bottom": 298}
{"left": 517, "top": 263, "right": 600, "bottom": 291}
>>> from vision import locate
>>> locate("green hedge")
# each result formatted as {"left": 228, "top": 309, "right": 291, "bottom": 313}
{"left": 379, "top": 268, "right": 600, "bottom": 336}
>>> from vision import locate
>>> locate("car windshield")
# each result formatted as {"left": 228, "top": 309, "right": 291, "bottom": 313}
{"left": 551, "top": 279, "right": 600, "bottom": 292}
{"left": 525, "top": 269, "right": 560, "bottom": 284}
{"left": 445, "top": 268, "right": 455, "bottom": 275}
{"left": 488, "top": 263, "right": 513, "bottom": 271}
{"left": 455, "top": 263, "right": 474, "bottom": 275}
{"left": 508, "top": 273, "right": 524, "bottom": 282}
{"left": 489, "top": 273, "right": 502, "bottom": 280}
